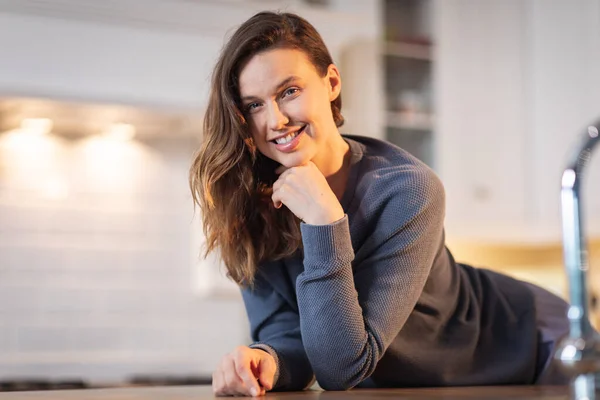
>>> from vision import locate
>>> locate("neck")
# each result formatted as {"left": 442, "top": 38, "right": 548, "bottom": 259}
{"left": 312, "top": 131, "right": 351, "bottom": 201}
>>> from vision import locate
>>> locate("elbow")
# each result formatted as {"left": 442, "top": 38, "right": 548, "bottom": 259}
{"left": 308, "top": 339, "right": 381, "bottom": 390}
{"left": 313, "top": 368, "right": 366, "bottom": 391}
{"left": 273, "top": 377, "right": 314, "bottom": 393}
{"left": 318, "top": 380, "right": 356, "bottom": 391}
{"left": 280, "top": 376, "right": 315, "bottom": 392}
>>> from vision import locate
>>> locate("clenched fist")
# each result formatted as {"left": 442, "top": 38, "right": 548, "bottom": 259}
{"left": 212, "top": 346, "right": 277, "bottom": 397}
{"left": 272, "top": 161, "right": 345, "bottom": 225}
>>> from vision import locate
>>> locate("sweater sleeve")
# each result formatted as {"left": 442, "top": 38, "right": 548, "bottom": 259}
{"left": 296, "top": 168, "right": 445, "bottom": 390}
{"left": 241, "top": 271, "right": 315, "bottom": 391}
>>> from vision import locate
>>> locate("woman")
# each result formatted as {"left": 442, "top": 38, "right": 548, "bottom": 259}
{"left": 189, "top": 11, "right": 571, "bottom": 397}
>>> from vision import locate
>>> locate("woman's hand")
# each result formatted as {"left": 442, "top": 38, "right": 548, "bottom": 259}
{"left": 212, "top": 346, "right": 277, "bottom": 397}
{"left": 272, "top": 162, "right": 345, "bottom": 225}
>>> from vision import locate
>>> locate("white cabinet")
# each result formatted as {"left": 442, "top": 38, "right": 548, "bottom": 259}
{"left": 436, "top": 0, "right": 600, "bottom": 244}
{"left": 0, "top": 0, "right": 368, "bottom": 111}
{"left": 0, "top": 1, "right": 221, "bottom": 110}
{"left": 436, "top": 0, "right": 529, "bottom": 241}
{"left": 528, "top": 0, "right": 600, "bottom": 239}
{"left": 0, "top": 0, "right": 378, "bottom": 299}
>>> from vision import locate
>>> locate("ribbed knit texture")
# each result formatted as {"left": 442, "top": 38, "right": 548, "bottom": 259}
{"left": 243, "top": 135, "right": 539, "bottom": 391}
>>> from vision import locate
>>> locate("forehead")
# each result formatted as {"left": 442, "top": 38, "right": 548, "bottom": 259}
{"left": 238, "top": 48, "right": 318, "bottom": 97}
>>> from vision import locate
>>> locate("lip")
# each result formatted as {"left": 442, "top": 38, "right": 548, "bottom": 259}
{"left": 272, "top": 125, "right": 306, "bottom": 153}
{"left": 269, "top": 125, "right": 305, "bottom": 143}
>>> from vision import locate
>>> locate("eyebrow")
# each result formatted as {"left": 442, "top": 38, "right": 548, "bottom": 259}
{"left": 240, "top": 76, "right": 301, "bottom": 102}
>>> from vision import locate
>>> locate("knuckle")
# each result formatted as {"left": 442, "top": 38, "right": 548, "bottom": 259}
{"left": 234, "top": 363, "right": 247, "bottom": 378}
{"left": 212, "top": 384, "right": 222, "bottom": 395}
{"left": 212, "top": 378, "right": 222, "bottom": 394}
{"left": 223, "top": 372, "right": 237, "bottom": 389}
{"left": 233, "top": 351, "right": 247, "bottom": 366}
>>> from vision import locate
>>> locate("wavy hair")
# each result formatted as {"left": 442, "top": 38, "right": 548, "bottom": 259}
{"left": 189, "top": 11, "right": 344, "bottom": 286}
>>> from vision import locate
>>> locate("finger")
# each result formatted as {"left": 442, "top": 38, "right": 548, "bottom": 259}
{"left": 276, "top": 166, "right": 295, "bottom": 180}
{"left": 275, "top": 164, "right": 288, "bottom": 175}
{"left": 271, "top": 186, "right": 284, "bottom": 209}
{"left": 233, "top": 351, "right": 261, "bottom": 397}
{"left": 272, "top": 169, "right": 291, "bottom": 195}
{"left": 272, "top": 176, "right": 283, "bottom": 192}
{"left": 273, "top": 172, "right": 298, "bottom": 195}
{"left": 257, "top": 356, "right": 277, "bottom": 391}
{"left": 223, "top": 356, "right": 246, "bottom": 396}
{"left": 212, "top": 369, "right": 226, "bottom": 396}
{"left": 211, "top": 371, "right": 219, "bottom": 395}
{"left": 249, "top": 359, "right": 267, "bottom": 395}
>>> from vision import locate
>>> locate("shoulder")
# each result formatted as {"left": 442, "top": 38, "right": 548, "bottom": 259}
{"left": 342, "top": 135, "right": 446, "bottom": 266}
{"left": 343, "top": 134, "right": 445, "bottom": 216}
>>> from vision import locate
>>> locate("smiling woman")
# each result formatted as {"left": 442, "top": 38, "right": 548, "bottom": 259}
{"left": 189, "top": 11, "right": 348, "bottom": 289}
{"left": 188, "top": 10, "right": 580, "bottom": 399}
{"left": 238, "top": 48, "right": 348, "bottom": 224}
{"left": 238, "top": 49, "right": 345, "bottom": 171}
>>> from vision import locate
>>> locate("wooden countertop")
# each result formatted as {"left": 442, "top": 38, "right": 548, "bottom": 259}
{"left": 0, "top": 385, "right": 580, "bottom": 399}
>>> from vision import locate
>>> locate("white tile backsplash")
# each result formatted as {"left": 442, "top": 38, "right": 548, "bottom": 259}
{"left": 0, "top": 131, "right": 248, "bottom": 384}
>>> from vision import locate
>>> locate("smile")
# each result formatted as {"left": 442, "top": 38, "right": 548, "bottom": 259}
{"left": 272, "top": 125, "right": 306, "bottom": 144}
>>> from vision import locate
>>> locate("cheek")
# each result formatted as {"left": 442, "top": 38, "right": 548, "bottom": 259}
{"left": 247, "top": 118, "right": 272, "bottom": 153}
{"left": 247, "top": 117, "right": 264, "bottom": 139}
{"left": 300, "top": 89, "right": 331, "bottom": 122}
{"left": 284, "top": 95, "right": 316, "bottom": 122}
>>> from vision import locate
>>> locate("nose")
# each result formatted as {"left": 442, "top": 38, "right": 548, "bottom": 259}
{"left": 266, "top": 101, "right": 289, "bottom": 131}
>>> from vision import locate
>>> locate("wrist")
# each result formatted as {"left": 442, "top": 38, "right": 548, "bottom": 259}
{"left": 304, "top": 206, "right": 345, "bottom": 225}
{"left": 252, "top": 347, "right": 275, "bottom": 362}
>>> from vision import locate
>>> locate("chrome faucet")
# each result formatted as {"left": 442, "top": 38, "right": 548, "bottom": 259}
{"left": 555, "top": 122, "right": 600, "bottom": 399}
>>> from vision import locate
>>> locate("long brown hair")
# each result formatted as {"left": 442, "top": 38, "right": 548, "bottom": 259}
{"left": 189, "top": 11, "right": 344, "bottom": 286}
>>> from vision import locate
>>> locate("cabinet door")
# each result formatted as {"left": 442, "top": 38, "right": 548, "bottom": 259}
{"left": 529, "top": 0, "right": 600, "bottom": 237}
{"left": 340, "top": 38, "right": 385, "bottom": 140}
{"left": 436, "top": 0, "right": 529, "bottom": 241}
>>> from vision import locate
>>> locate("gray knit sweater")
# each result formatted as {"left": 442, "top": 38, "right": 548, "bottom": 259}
{"left": 241, "top": 135, "right": 538, "bottom": 391}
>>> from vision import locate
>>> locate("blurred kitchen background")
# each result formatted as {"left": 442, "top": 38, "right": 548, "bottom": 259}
{"left": 0, "top": 0, "right": 599, "bottom": 391}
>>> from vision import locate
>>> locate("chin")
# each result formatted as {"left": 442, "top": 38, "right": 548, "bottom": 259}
{"left": 279, "top": 153, "right": 313, "bottom": 168}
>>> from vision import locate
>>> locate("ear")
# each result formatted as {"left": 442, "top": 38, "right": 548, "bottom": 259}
{"left": 326, "top": 64, "right": 342, "bottom": 102}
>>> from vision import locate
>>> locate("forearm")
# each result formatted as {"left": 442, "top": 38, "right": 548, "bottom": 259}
{"left": 242, "top": 272, "right": 316, "bottom": 392}
{"left": 296, "top": 217, "right": 382, "bottom": 390}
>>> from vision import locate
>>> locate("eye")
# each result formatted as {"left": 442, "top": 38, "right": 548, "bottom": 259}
{"left": 244, "top": 102, "right": 261, "bottom": 113}
{"left": 282, "top": 87, "right": 300, "bottom": 98}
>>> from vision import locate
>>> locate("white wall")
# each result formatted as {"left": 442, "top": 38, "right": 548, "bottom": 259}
{"left": 0, "top": 11, "right": 220, "bottom": 110}
{"left": 0, "top": 0, "right": 375, "bottom": 112}
{"left": 0, "top": 0, "right": 381, "bottom": 384}
{"left": 0, "top": 129, "right": 249, "bottom": 383}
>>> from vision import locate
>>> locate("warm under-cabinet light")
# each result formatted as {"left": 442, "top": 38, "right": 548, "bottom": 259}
{"left": 20, "top": 118, "right": 53, "bottom": 135}
{"left": 103, "top": 123, "right": 136, "bottom": 141}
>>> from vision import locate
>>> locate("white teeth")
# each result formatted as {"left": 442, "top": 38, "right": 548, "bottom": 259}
{"left": 275, "top": 131, "right": 298, "bottom": 145}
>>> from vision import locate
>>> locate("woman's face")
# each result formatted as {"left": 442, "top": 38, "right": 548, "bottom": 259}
{"left": 238, "top": 48, "right": 341, "bottom": 168}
